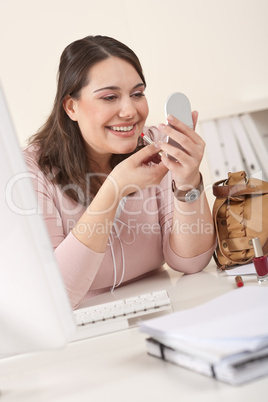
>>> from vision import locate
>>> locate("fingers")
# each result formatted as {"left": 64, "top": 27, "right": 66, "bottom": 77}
{"left": 158, "top": 141, "right": 189, "bottom": 167}
{"left": 157, "top": 113, "right": 205, "bottom": 177}
{"left": 132, "top": 143, "right": 163, "bottom": 164}
{"left": 160, "top": 114, "right": 203, "bottom": 146}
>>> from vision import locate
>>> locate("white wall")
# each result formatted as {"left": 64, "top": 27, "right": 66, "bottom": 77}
{"left": 0, "top": 0, "right": 268, "bottom": 148}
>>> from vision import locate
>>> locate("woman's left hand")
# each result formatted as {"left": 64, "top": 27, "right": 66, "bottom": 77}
{"left": 157, "top": 111, "right": 205, "bottom": 188}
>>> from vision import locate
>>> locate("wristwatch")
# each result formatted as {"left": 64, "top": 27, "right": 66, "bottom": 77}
{"left": 172, "top": 173, "right": 203, "bottom": 203}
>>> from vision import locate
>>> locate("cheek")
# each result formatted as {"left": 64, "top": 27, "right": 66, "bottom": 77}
{"left": 92, "top": 106, "right": 116, "bottom": 126}
{"left": 142, "top": 100, "right": 149, "bottom": 120}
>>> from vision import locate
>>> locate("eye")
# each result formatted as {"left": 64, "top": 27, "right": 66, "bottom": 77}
{"left": 131, "top": 91, "right": 145, "bottom": 99}
{"left": 102, "top": 94, "right": 118, "bottom": 102}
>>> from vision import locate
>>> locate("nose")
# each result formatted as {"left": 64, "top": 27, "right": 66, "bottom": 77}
{"left": 118, "top": 97, "right": 136, "bottom": 119}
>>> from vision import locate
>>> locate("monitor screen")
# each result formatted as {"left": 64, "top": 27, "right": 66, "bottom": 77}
{"left": 0, "top": 84, "right": 76, "bottom": 357}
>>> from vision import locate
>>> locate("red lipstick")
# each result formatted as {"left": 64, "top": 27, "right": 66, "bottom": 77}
{"left": 235, "top": 275, "right": 244, "bottom": 288}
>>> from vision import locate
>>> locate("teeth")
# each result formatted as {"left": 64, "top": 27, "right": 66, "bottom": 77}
{"left": 111, "top": 125, "right": 134, "bottom": 132}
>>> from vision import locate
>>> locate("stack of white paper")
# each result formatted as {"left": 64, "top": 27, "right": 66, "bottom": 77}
{"left": 225, "top": 263, "right": 256, "bottom": 276}
{"left": 139, "top": 286, "right": 268, "bottom": 385}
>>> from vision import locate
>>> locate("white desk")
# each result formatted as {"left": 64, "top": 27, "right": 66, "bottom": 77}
{"left": 1, "top": 261, "right": 267, "bottom": 402}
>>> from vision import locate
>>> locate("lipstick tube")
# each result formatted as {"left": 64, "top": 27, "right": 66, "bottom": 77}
{"left": 141, "top": 133, "right": 163, "bottom": 157}
{"left": 252, "top": 237, "right": 268, "bottom": 284}
{"left": 235, "top": 275, "right": 244, "bottom": 288}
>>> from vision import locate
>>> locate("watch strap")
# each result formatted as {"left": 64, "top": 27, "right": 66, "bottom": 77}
{"left": 172, "top": 173, "right": 203, "bottom": 203}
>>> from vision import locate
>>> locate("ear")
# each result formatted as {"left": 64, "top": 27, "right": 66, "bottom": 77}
{"left": 63, "top": 95, "right": 78, "bottom": 121}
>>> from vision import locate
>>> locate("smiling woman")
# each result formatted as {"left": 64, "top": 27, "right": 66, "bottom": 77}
{"left": 23, "top": 35, "right": 216, "bottom": 309}
{"left": 26, "top": 36, "right": 149, "bottom": 204}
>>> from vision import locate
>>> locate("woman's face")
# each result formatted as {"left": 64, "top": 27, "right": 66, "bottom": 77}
{"left": 64, "top": 56, "right": 149, "bottom": 163}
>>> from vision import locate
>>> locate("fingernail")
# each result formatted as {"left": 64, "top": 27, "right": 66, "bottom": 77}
{"left": 154, "top": 141, "right": 163, "bottom": 149}
{"left": 167, "top": 114, "right": 174, "bottom": 122}
{"left": 158, "top": 123, "right": 166, "bottom": 131}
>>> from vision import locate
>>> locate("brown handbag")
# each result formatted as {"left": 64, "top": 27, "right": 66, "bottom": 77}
{"left": 212, "top": 171, "right": 268, "bottom": 269}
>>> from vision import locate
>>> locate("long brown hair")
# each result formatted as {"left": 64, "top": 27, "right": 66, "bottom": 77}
{"left": 29, "top": 35, "right": 146, "bottom": 205}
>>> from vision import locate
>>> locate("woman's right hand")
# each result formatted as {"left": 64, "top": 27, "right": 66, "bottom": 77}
{"left": 73, "top": 144, "right": 168, "bottom": 253}
{"left": 110, "top": 143, "right": 168, "bottom": 198}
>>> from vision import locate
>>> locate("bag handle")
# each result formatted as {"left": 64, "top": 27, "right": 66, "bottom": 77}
{"left": 213, "top": 175, "right": 268, "bottom": 198}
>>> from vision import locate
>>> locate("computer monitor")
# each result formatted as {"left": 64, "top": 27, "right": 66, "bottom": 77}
{"left": 0, "top": 83, "right": 77, "bottom": 357}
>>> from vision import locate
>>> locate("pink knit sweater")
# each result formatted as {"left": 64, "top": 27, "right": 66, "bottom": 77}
{"left": 23, "top": 127, "right": 215, "bottom": 308}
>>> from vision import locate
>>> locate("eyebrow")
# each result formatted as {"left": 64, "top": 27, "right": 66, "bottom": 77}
{"left": 93, "top": 83, "right": 145, "bottom": 93}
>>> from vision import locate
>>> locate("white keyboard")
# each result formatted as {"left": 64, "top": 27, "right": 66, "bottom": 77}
{"left": 72, "top": 290, "right": 171, "bottom": 341}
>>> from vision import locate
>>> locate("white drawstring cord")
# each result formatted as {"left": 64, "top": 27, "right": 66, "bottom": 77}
{"left": 109, "top": 225, "right": 126, "bottom": 293}
{"left": 109, "top": 196, "right": 128, "bottom": 293}
{"left": 109, "top": 233, "right": 117, "bottom": 292}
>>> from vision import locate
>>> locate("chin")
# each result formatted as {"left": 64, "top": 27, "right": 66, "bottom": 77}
{"left": 115, "top": 142, "right": 139, "bottom": 155}
{"left": 122, "top": 145, "right": 138, "bottom": 155}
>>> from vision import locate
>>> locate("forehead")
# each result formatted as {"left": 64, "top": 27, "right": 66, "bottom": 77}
{"left": 87, "top": 56, "right": 142, "bottom": 89}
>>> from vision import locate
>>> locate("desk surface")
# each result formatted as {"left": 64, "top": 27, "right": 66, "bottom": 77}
{"left": 1, "top": 261, "right": 268, "bottom": 402}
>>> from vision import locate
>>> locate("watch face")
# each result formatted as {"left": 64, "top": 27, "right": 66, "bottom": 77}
{"left": 185, "top": 189, "right": 200, "bottom": 203}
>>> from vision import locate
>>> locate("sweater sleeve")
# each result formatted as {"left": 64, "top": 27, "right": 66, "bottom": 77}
{"left": 23, "top": 146, "right": 105, "bottom": 308}
{"left": 54, "top": 232, "right": 105, "bottom": 308}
